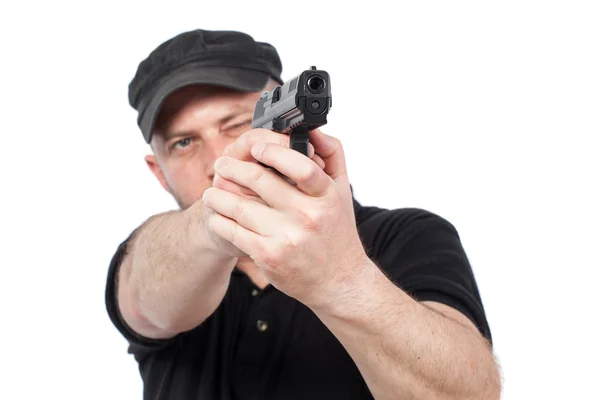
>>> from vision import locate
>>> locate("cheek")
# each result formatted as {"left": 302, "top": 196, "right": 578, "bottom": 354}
{"left": 164, "top": 159, "right": 212, "bottom": 202}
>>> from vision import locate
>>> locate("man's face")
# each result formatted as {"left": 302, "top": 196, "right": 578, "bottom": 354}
{"left": 145, "top": 83, "right": 274, "bottom": 209}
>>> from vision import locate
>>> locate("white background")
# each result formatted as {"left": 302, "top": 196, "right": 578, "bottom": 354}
{"left": 1, "top": 1, "right": 598, "bottom": 399}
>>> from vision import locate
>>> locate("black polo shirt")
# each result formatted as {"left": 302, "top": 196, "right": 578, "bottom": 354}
{"left": 105, "top": 199, "right": 492, "bottom": 400}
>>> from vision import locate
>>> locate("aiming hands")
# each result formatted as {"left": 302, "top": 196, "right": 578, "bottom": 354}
{"left": 202, "top": 128, "right": 372, "bottom": 309}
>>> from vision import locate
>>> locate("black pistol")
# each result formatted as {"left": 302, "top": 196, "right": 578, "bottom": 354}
{"left": 252, "top": 66, "right": 332, "bottom": 157}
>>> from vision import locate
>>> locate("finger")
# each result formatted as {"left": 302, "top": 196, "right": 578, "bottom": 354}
{"left": 213, "top": 156, "right": 304, "bottom": 209}
{"left": 311, "top": 153, "right": 325, "bottom": 170}
{"left": 202, "top": 187, "right": 280, "bottom": 236}
{"left": 213, "top": 173, "right": 265, "bottom": 204}
{"left": 223, "top": 128, "right": 316, "bottom": 161}
{"left": 251, "top": 142, "right": 331, "bottom": 197}
{"left": 207, "top": 212, "right": 263, "bottom": 257}
{"left": 308, "top": 129, "right": 347, "bottom": 181}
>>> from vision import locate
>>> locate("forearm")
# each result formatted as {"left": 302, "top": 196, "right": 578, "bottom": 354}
{"left": 312, "top": 261, "right": 501, "bottom": 400}
{"left": 121, "top": 204, "right": 238, "bottom": 335}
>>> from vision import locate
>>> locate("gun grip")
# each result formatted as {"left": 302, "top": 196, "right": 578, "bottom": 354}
{"left": 290, "top": 129, "right": 310, "bottom": 157}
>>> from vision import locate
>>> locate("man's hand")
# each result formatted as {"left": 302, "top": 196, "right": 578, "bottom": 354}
{"left": 202, "top": 128, "right": 371, "bottom": 308}
{"left": 211, "top": 128, "right": 325, "bottom": 205}
{"left": 208, "top": 128, "right": 327, "bottom": 259}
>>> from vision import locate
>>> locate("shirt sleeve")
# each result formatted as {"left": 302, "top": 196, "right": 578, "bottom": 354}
{"left": 104, "top": 230, "right": 180, "bottom": 355}
{"left": 358, "top": 207, "right": 493, "bottom": 344}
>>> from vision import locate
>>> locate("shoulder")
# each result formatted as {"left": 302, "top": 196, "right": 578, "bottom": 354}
{"left": 354, "top": 197, "right": 454, "bottom": 229}
{"left": 352, "top": 198, "right": 493, "bottom": 342}
{"left": 353, "top": 198, "right": 460, "bottom": 258}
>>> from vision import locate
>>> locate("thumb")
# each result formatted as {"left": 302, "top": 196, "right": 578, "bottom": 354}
{"left": 309, "top": 129, "right": 347, "bottom": 181}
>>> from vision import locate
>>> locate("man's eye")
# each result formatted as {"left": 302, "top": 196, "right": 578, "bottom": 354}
{"left": 226, "top": 120, "right": 252, "bottom": 134}
{"left": 173, "top": 138, "right": 191, "bottom": 148}
{"left": 234, "top": 121, "right": 251, "bottom": 128}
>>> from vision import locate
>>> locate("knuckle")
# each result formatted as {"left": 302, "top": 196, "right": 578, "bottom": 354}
{"left": 257, "top": 128, "right": 274, "bottom": 137}
{"left": 284, "top": 231, "right": 302, "bottom": 251}
{"left": 295, "top": 209, "right": 323, "bottom": 232}
{"left": 249, "top": 164, "right": 266, "bottom": 183}
{"left": 239, "top": 132, "right": 252, "bottom": 149}
{"left": 212, "top": 174, "right": 225, "bottom": 189}
{"left": 204, "top": 208, "right": 216, "bottom": 229}
{"left": 249, "top": 128, "right": 286, "bottom": 147}
{"left": 245, "top": 132, "right": 268, "bottom": 153}
{"left": 246, "top": 132, "right": 261, "bottom": 145}
{"left": 232, "top": 131, "right": 256, "bottom": 154}
{"left": 261, "top": 248, "right": 284, "bottom": 269}
{"left": 297, "top": 163, "right": 320, "bottom": 183}
{"left": 233, "top": 197, "right": 245, "bottom": 221}
{"left": 228, "top": 223, "right": 238, "bottom": 245}
{"left": 258, "top": 235, "right": 299, "bottom": 269}
{"left": 315, "top": 156, "right": 326, "bottom": 170}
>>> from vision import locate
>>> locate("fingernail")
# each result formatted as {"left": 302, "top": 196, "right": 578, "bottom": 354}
{"left": 251, "top": 142, "right": 266, "bottom": 158}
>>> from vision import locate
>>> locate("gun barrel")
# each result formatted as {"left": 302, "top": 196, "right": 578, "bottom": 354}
{"left": 307, "top": 75, "right": 326, "bottom": 94}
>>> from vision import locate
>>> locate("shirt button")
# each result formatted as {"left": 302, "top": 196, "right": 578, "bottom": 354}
{"left": 251, "top": 289, "right": 259, "bottom": 296}
{"left": 256, "top": 320, "right": 269, "bottom": 332}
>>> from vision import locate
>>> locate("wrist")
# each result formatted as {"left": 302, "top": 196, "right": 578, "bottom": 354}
{"left": 311, "top": 256, "right": 387, "bottom": 318}
{"left": 315, "top": 257, "right": 415, "bottom": 329}
{"left": 184, "top": 201, "right": 242, "bottom": 260}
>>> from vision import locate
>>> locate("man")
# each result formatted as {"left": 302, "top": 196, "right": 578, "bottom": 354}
{"left": 105, "top": 29, "right": 501, "bottom": 399}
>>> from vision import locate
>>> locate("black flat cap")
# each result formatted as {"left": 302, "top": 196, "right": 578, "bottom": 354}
{"left": 128, "top": 29, "right": 284, "bottom": 143}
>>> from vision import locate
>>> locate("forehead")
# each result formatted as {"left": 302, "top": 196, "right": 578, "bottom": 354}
{"left": 153, "top": 84, "right": 257, "bottom": 136}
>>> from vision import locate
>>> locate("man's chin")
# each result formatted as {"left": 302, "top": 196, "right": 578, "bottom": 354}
{"left": 168, "top": 188, "right": 195, "bottom": 211}
{"left": 174, "top": 197, "right": 189, "bottom": 210}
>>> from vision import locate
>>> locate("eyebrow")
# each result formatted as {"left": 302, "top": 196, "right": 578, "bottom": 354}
{"left": 220, "top": 106, "right": 254, "bottom": 126}
{"left": 162, "top": 106, "right": 254, "bottom": 141}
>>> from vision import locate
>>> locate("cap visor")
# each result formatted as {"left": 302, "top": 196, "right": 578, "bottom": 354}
{"left": 139, "top": 65, "right": 270, "bottom": 143}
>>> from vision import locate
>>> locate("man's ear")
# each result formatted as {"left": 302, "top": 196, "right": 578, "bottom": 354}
{"left": 145, "top": 154, "right": 169, "bottom": 192}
